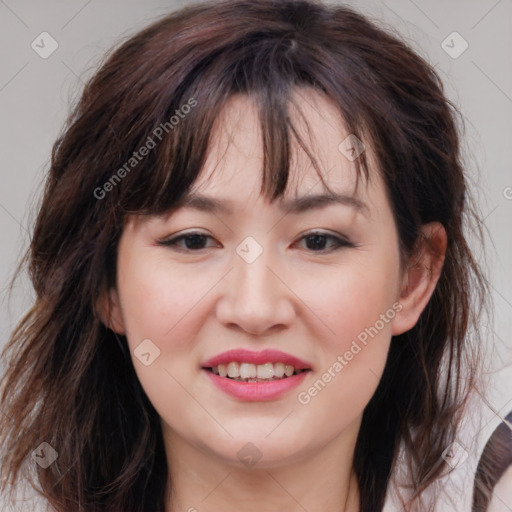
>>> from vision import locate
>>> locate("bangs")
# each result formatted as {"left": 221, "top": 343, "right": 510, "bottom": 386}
{"left": 95, "top": 18, "right": 372, "bottom": 221}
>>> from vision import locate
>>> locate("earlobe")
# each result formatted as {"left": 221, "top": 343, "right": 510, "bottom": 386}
{"left": 96, "top": 288, "right": 126, "bottom": 335}
{"left": 391, "top": 222, "right": 447, "bottom": 336}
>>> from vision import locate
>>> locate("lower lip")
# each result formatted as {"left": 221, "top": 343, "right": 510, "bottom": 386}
{"left": 203, "top": 369, "right": 310, "bottom": 401}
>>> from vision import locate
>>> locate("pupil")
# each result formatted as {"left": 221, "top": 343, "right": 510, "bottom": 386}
{"left": 185, "top": 234, "right": 206, "bottom": 250}
{"left": 306, "top": 235, "right": 326, "bottom": 251}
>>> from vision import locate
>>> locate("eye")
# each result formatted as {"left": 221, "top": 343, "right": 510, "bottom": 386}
{"left": 158, "top": 232, "right": 219, "bottom": 252}
{"left": 294, "top": 231, "right": 355, "bottom": 252}
{"left": 158, "top": 230, "right": 354, "bottom": 253}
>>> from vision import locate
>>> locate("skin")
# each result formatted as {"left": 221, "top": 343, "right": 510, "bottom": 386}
{"left": 100, "top": 89, "right": 447, "bottom": 512}
{"left": 488, "top": 466, "right": 512, "bottom": 511}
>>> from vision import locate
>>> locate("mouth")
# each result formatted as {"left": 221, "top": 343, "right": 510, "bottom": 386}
{"left": 201, "top": 349, "right": 313, "bottom": 400}
{"left": 203, "top": 362, "right": 311, "bottom": 383}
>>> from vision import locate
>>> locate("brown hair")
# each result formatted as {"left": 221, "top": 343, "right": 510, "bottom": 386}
{"left": 0, "top": 0, "right": 490, "bottom": 510}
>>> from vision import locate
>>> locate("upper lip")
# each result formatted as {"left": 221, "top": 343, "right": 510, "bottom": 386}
{"left": 201, "top": 349, "right": 312, "bottom": 370}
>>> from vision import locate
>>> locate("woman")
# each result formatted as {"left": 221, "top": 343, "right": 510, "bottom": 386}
{"left": 0, "top": 0, "right": 491, "bottom": 510}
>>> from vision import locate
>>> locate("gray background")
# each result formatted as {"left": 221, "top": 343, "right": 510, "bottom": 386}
{"left": 0, "top": 1, "right": 511, "bottom": 510}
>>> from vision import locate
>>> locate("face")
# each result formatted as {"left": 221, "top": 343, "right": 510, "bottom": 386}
{"left": 105, "top": 89, "right": 428, "bottom": 470}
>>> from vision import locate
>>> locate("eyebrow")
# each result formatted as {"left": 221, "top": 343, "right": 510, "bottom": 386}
{"left": 174, "top": 192, "right": 369, "bottom": 217}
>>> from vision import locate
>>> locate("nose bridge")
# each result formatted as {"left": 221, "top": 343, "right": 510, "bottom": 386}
{"left": 235, "top": 239, "right": 274, "bottom": 299}
{"left": 217, "top": 236, "right": 294, "bottom": 334}
{"left": 234, "top": 237, "right": 279, "bottom": 308}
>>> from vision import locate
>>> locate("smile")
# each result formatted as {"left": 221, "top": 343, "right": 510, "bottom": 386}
{"left": 201, "top": 349, "right": 312, "bottom": 401}
{"left": 206, "top": 362, "right": 307, "bottom": 382}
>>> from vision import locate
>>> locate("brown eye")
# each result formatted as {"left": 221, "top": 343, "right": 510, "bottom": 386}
{"left": 296, "top": 231, "right": 354, "bottom": 252}
{"left": 158, "top": 232, "right": 220, "bottom": 251}
{"left": 158, "top": 230, "right": 354, "bottom": 254}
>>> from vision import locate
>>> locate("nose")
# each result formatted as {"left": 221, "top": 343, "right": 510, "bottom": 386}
{"left": 215, "top": 245, "right": 296, "bottom": 336}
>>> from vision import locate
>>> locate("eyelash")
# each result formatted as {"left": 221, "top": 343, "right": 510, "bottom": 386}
{"left": 158, "top": 231, "right": 355, "bottom": 253}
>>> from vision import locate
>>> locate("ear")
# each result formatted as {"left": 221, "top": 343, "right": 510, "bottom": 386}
{"left": 391, "top": 222, "right": 447, "bottom": 336}
{"left": 96, "top": 287, "right": 126, "bottom": 335}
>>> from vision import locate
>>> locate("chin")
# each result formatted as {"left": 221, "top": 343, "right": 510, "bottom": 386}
{"left": 204, "top": 435, "right": 310, "bottom": 470}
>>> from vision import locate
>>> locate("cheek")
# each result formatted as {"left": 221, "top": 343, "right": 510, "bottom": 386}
{"left": 116, "top": 256, "right": 211, "bottom": 425}
{"left": 294, "top": 273, "right": 396, "bottom": 437}
{"left": 118, "top": 254, "right": 211, "bottom": 349}
{"left": 304, "top": 259, "right": 399, "bottom": 349}
{"left": 116, "top": 254, "right": 220, "bottom": 409}
{"left": 293, "top": 250, "right": 400, "bottom": 412}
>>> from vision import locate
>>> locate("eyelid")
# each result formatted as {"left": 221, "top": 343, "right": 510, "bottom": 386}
{"left": 298, "top": 229, "right": 353, "bottom": 244}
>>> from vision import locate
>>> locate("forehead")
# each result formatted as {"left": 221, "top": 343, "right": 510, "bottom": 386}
{"left": 198, "top": 89, "right": 358, "bottom": 188}
{"left": 183, "top": 89, "right": 383, "bottom": 217}
{"left": 162, "top": 88, "right": 389, "bottom": 224}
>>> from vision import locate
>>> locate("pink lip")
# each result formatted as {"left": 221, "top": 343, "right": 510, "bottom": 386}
{"left": 201, "top": 349, "right": 312, "bottom": 370}
{"left": 203, "top": 369, "right": 310, "bottom": 401}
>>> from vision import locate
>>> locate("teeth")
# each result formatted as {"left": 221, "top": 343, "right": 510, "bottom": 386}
{"left": 274, "top": 362, "right": 285, "bottom": 378}
{"left": 227, "top": 362, "right": 239, "bottom": 378}
{"left": 209, "top": 362, "right": 306, "bottom": 380}
{"left": 240, "top": 363, "right": 257, "bottom": 379}
{"left": 256, "top": 363, "right": 274, "bottom": 379}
